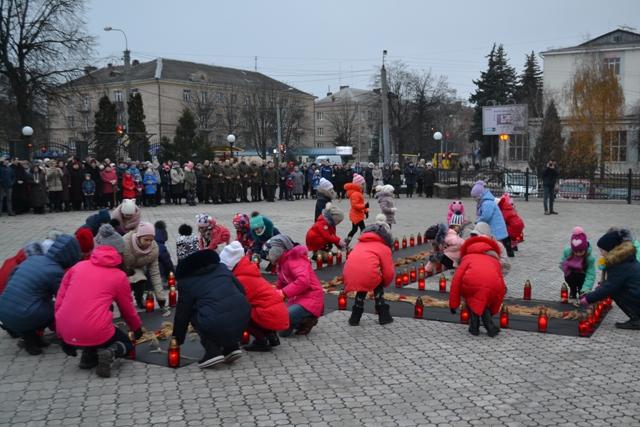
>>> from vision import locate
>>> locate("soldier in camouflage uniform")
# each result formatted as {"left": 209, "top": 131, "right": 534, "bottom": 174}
{"left": 237, "top": 158, "right": 250, "bottom": 203}
{"left": 211, "top": 158, "right": 224, "bottom": 204}
{"left": 249, "top": 160, "right": 262, "bottom": 202}
{"left": 202, "top": 159, "right": 213, "bottom": 204}
{"left": 222, "top": 159, "right": 236, "bottom": 203}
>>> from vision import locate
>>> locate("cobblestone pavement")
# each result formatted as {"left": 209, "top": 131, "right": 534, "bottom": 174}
{"left": 1, "top": 197, "right": 639, "bottom": 426}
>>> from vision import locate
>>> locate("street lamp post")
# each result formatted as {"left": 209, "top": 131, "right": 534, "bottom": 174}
{"left": 104, "top": 26, "right": 131, "bottom": 145}
{"left": 22, "top": 126, "right": 33, "bottom": 161}
{"left": 433, "top": 131, "right": 442, "bottom": 167}
{"left": 227, "top": 134, "right": 236, "bottom": 158}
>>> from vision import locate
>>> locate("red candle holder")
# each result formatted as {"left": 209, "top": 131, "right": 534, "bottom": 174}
{"left": 418, "top": 278, "right": 425, "bottom": 291}
{"left": 436, "top": 263, "right": 443, "bottom": 274}
{"left": 523, "top": 280, "right": 532, "bottom": 300}
{"left": 393, "top": 239, "right": 399, "bottom": 251}
{"left": 168, "top": 272, "right": 176, "bottom": 288}
{"left": 439, "top": 276, "right": 447, "bottom": 293}
{"left": 168, "top": 337, "right": 180, "bottom": 368}
{"left": 460, "top": 305, "right": 470, "bottom": 324}
{"left": 338, "top": 291, "right": 347, "bottom": 310}
{"left": 316, "top": 254, "right": 323, "bottom": 270}
{"left": 127, "top": 331, "right": 136, "bottom": 360}
{"left": 336, "top": 251, "right": 343, "bottom": 264}
{"left": 402, "top": 236, "right": 407, "bottom": 249}
{"left": 594, "top": 303, "right": 602, "bottom": 321}
{"left": 409, "top": 235, "right": 415, "bottom": 247}
{"left": 409, "top": 268, "right": 417, "bottom": 283}
{"left": 169, "top": 286, "right": 177, "bottom": 307}
{"left": 241, "top": 330, "right": 250, "bottom": 345}
{"left": 402, "top": 269, "right": 409, "bottom": 286}
{"left": 500, "top": 306, "right": 509, "bottom": 328}
{"left": 414, "top": 297, "right": 424, "bottom": 319}
{"left": 537, "top": 309, "right": 548, "bottom": 333}
{"left": 145, "top": 292, "right": 154, "bottom": 313}
{"left": 417, "top": 233, "right": 423, "bottom": 246}
{"left": 418, "top": 263, "right": 425, "bottom": 280}
{"left": 395, "top": 274, "right": 402, "bottom": 288}
{"left": 578, "top": 315, "right": 590, "bottom": 337}
{"left": 327, "top": 252, "right": 334, "bottom": 266}
{"left": 560, "top": 283, "right": 568, "bottom": 304}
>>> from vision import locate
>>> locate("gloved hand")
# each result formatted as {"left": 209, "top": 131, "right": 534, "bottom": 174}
{"left": 61, "top": 342, "right": 77, "bottom": 357}
{"left": 133, "top": 327, "right": 144, "bottom": 341}
{"left": 365, "top": 202, "right": 369, "bottom": 209}
{"left": 338, "top": 239, "right": 346, "bottom": 249}
{"left": 579, "top": 295, "right": 589, "bottom": 307}
{"left": 278, "top": 289, "right": 286, "bottom": 301}
{"left": 450, "top": 308, "right": 456, "bottom": 315}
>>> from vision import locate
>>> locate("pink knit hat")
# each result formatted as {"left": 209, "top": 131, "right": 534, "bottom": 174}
{"left": 136, "top": 221, "right": 155, "bottom": 238}
{"left": 352, "top": 174, "right": 365, "bottom": 186}
{"left": 570, "top": 226, "right": 589, "bottom": 252}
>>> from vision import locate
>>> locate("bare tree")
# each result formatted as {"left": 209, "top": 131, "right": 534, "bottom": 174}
{"left": 326, "top": 98, "right": 358, "bottom": 146}
{"left": 183, "top": 85, "right": 216, "bottom": 136}
{"left": 279, "top": 93, "right": 306, "bottom": 155}
{"left": 0, "top": 0, "right": 94, "bottom": 129}
{"left": 241, "top": 85, "right": 276, "bottom": 158}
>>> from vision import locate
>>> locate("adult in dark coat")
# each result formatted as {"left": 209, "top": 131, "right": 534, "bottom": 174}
{"left": 27, "top": 165, "right": 47, "bottom": 214}
{"left": 390, "top": 164, "right": 402, "bottom": 198}
{"left": 159, "top": 164, "right": 171, "bottom": 205}
{"left": 86, "top": 160, "right": 103, "bottom": 208}
{"left": 382, "top": 164, "right": 392, "bottom": 185}
{"left": 173, "top": 249, "right": 250, "bottom": 368}
{"left": 69, "top": 162, "right": 84, "bottom": 210}
{"left": 416, "top": 162, "right": 425, "bottom": 196}
{"left": 333, "top": 164, "right": 347, "bottom": 199}
{"left": 262, "top": 162, "right": 278, "bottom": 202}
{"left": 583, "top": 230, "right": 640, "bottom": 329}
{"left": 278, "top": 164, "right": 288, "bottom": 201}
{"left": 403, "top": 162, "right": 417, "bottom": 198}
{"left": 364, "top": 163, "right": 374, "bottom": 196}
{"left": 0, "top": 235, "right": 80, "bottom": 354}
{"left": 542, "top": 160, "right": 559, "bottom": 215}
{"left": 11, "top": 160, "right": 29, "bottom": 215}
{"left": 423, "top": 163, "right": 436, "bottom": 198}
{"left": 60, "top": 161, "right": 71, "bottom": 211}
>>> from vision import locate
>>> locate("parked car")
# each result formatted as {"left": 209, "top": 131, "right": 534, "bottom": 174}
{"left": 503, "top": 171, "right": 538, "bottom": 197}
{"left": 558, "top": 179, "right": 591, "bottom": 199}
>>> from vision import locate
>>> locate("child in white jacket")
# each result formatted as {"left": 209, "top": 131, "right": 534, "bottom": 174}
{"left": 375, "top": 185, "right": 396, "bottom": 229}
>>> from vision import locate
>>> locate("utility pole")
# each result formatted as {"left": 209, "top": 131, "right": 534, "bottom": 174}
{"left": 276, "top": 99, "right": 282, "bottom": 162}
{"left": 380, "top": 50, "right": 391, "bottom": 165}
{"left": 254, "top": 56, "right": 258, "bottom": 72}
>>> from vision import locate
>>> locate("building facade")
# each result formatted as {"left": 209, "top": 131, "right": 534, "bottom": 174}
{"left": 314, "top": 86, "right": 381, "bottom": 162}
{"left": 48, "top": 58, "right": 315, "bottom": 159}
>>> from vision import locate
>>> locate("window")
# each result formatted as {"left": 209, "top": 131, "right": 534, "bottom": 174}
{"left": 81, "top": 95, "right": 90, "bottom": 110}
{"left": 83, "top": 117, "right": 90, "bottom": 131}
{"left": 315, "top": 141, "right": 325, "bottom": 148}
{"left": 113, "top": 90, "right": 123, "bottom": 102}
{"left": 603, "top": 131, "right": 627, "bottom": 162}
{"left": 183, "top": 89, "right": 192, "bottom": 103}
{"left": 368, "top": 110, "right": 373, "bottom": 121}
{"left": 130, "top": 88, "right": 139, "bottom": 95}
{"left": 317, "top": 127, "right": 324, "bottom": 137}
{"left": 117, "top": 112, "right": 124, "bottom": 124}
{"left": 316, "top": 111, "right": 323, "bottom": 121}
{"left": 216, "top": 92, "right": 224, "bottom": 103}
{"left": 67, "top": 116, "right": 75, "bottom": 128}
{"left": 216, "top": 113, "right": 223, "bottom": 124}
{"left": 604, "top": 57, "right": 621, "bottom": 75}
{"left": 244, "top": 96, "right": 250, "bottom": 106}
{"left": 508, "top": 134, "right": 529, "bottom": 161}
{"left": 200, "top": 91, "right": 207, "bottom": 104}
{"left": 202, "top": 117, "right": 209, "bottom": 129}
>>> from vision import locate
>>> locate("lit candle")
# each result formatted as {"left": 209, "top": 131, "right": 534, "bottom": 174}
{"left": 338, "top": 291, "right": 347, "bottom": 310}
{"left": 439, "top": 276, "right": 447, "bottom": 293}
{"left": 460, "top": 305, "right": 470, "bottom": 324}
{"left": 414, "top": 297, "right": 424, "bottom": 319}
{"left": 500, "top": 306, "right": 509, "bottom": 328}
{"left": 402, "top": 236, "right": 407, "bottom": 249}
{"left": 336, "top": 251, "right": 343, "bottom": 264}
{"left": 560, "top": 283, "right": 568, "bottom": 304}
{"left": 241, "top": 330, "right": 250, "bottom": 345}
{"left": 409, "top": 234, "right": 415, "bottom": 247}
{"left": 523, "top": 280, "right": 532, "bottom": 300}
{"left": 169, "top": 286, "right": 177, "bottom": 308}
{"left": 316, "top": 254, "right": 323, "bottom": 270}
{"left": 578, "top": 315, "right": 589, "bottom": 337}
{"left": 167, "top": 337, "right": 180, "bottom": 368}
{"left": 537, "top": 309, "right": 548, "bottom": 333}
{"left": 145, "top": 292, "right": 154, "bottom": 313}
{"left": 409, "top": 267, "right": 417, "bottom": 283}
{"left": 418, "top": 278, "right": 425, "bottom": 291}
{"left": 393, "top": 239, "right": 399, "bottom": 251}
{"left": 326, "top": 252, "right": 334, "bottom": 266}
{"left": 167, "top": 271, "right": 176, "bottom": 287}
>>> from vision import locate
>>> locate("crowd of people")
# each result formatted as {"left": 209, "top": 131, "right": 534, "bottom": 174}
{"left": 0, "top": 165, "right": 639, "bottom": 378}
{"left": 0, "top": 155, "right": 440, "bottom": 216}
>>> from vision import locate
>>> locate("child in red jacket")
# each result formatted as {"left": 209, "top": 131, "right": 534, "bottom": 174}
{"left": 232, "top": 213, "right": 254, "bottom": 253}
{"left": 305, "top": 203, "right": 346, "bottom": 256}
{"left": 344, "top": 174, "right": 368, "bottom": 244}
{"left": 497, "top": 193, "right": 524, "bottom": 251}
{"left": 343, "top": 214, "right": 395, "bottom": 326}
{"left": 196, "top": 213, "right": 231, "bottom": 251}
{"left": 220, "top": 241, "right": 289, "bottom": 351}
{"left": 449, "top": 235, "right": 506, "bottom": 337}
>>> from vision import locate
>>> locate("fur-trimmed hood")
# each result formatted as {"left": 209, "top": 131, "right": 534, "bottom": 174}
{"left": 604, "top": 241, "right": 637, "bottom": 268}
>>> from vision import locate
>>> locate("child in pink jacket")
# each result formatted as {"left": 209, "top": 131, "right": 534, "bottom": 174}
{"left": 55, "top": 239, "right": 143, "bottom": 378}
{"left": 266, "top": 234, "right": 324, "bottom": 337}
{"left": 196, "top": 213, "right": 231, "bottom": 251}
{"left": 443, "top": 213, "right": 465, "bottom": 267}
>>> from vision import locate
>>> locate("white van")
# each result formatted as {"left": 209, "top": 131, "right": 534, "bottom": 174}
{"left": 314, "top": 155, "right": 343, "bottom": 165}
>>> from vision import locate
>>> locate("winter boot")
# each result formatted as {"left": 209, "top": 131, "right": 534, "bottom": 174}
{"left": 34, "top": 333, "right": 50, "bottom": 348}
{"left": 244, "top": 338, "right": 271, "bottom": 352}
{"left": 266, "top": 332, "right": 280, "bottom": 347}
{"left": 468, "top": 312, "right": 480, "bottom": 336}
{"left": 377, "top": 304, "right": 394, "bottom": 325}
{"left": 22, "top": 335, "right": 43, "bottom": 356}
{"left": 615, "top": 319, "right": 640, "bottom": 330}
{"left": 481, "top": 309, "right": 500, "bottom": 337}
{"left": 349, "top": 305, "right": 364, "bottom": 326}
{"left": 96, "top": 346, "right": 116, "bottom": 378}
{"left": 79, "top": 349, "right": 99, "bottom": 369}
{"left": 295, "top": 316, "right": 319, "bottom": 335}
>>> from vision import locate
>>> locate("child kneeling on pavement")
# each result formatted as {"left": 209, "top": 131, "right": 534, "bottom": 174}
{"left": 580, "top": 228, "right": 640, "bottom": 330}
{"left": 172, "top": 246, "right": 250, "bottom": 368}
{"left": 221, "top": 241, "right": 290, "bottom": 351}
{"left": 55, "top": 228, "right": 143, "bottom": 378}
{"left": 266, "top": 234, "right": 324, "bottom": 336}
{"left": 449, "top": 234, "right": 507, "bottom": 337}
{"left": 342, "top": 214, "right": 395, "bottom": 326}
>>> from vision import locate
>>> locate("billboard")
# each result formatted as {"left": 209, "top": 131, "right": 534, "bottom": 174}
{"left": 335, "top": 146, "right": 353, "bottom": 155}
{"left": 482, "top": 104, "right": 528, "bottom": 135}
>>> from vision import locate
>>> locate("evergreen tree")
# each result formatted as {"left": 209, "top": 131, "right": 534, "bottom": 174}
{"left": 530, "top": 100, "right": 563, "bottom": 176}
{"left": 94, "top": 95, "right": 117, "bottom": 161}
{"left": 164, "top": 109, "right": 197, "bottom": 162}
{"left": 127, "top": 93, "right": 149, "bottom": 161}
{"left": 515, "top": 51, "right": 543, "bottom": 118}
{"left": 469, "top": 44, "right": 517, "bottom": 159}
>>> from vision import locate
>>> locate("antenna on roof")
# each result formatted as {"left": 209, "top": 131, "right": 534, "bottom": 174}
{"left": 254, "top": 56, "right": 257, "bottom": 72}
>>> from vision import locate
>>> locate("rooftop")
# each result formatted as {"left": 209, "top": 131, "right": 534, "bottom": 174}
{"left": 315, "top": 85, "right": 380, "bottom": 106}
{"left": 542, "top": 28, "right": 640, "bottom": 55}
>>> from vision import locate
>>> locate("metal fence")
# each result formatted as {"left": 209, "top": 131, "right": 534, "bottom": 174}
{"left": 434, "top": 168, "right": 640, "bottom": 204}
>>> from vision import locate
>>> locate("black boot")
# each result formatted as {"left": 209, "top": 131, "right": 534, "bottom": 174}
{"left": 266, "top": 332, "right": 280, "bottom": 347}
{"left": 244, "top": 338, "right": 271, "bottom": 352}
{"left": 295, "top": 316, "right": 318, "bottom": 335}
{"left": 96, "top": 346, "right": 116, "bottom": 378}
{"left": 79, "top": 349, "right": 98, "bottom": 369}
{"left": 349, "top": 305, "right": 364, "bottom": 326}
{"left": 377, "top": 304, "right": 393, "bottom": 325}
{"left": 468, "top": 312, "right": 480, "bottom": 336}
{"left": 22, "top": 335, "right": 43, "bottom": 355}
{"left": 481, "top": 309, "right": 500, "bottom": 337}
{"left": 34, "top": 334, "right": 50, "bottom": 348}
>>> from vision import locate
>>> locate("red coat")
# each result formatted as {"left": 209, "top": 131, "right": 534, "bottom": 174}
{"left": 232, "top": 257, "right": 290, "bottom": 331}
{"left": 344, "top": 182, "right": 367, "bottom": 224}
{"left": 198, "top": 223, "right": 231, "bottom": 250}
{"left": 343, "top": 232, "right": 395, "bottom": 293}
{"left": 100, "top": 169, "right": 118, "bottom": 194}
{"left": 276, "top": 245, "right": 324, "bottom": 318}
{"left": 0, "top": 249, "right": 26, "bottom": 295}
{"left": 305, "top": 215, "right": 340, "bottom": 252}
{"left": 498, "top": 199, "right": 525, "bottom": 243}
{"left": 122, "top": 174, "right": 136, "bottom": 199}
{"left": 449, "top": 236, "right": 506, "bottom": 316}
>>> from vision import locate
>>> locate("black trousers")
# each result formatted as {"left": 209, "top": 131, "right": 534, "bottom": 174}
{"left": 441, "top": 255, "right": 454, "bottom": 270}
{"left": 348, "top": 220, "right": 366, "bottom": 239}
{"left": 77, "top": 327, "right": 132, "bottom": 358}
{"left": 565, "top": 271, "right": 586, "bottom": 298}
{"left": 354, "top": 284, "right": 385, "bottom": 308}
{"left": 501, "top": 237, "right": 514, "bottom": 257}
{"left": 425, "top": 186, "right": 434, "bottom": 198}
{"left": 416, "top": 181, "right": 424, "bottom": 196}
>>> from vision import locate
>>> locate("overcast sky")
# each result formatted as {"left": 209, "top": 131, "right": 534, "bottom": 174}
{"left": 87, "top": 0, "right": 639, "bottom": 101}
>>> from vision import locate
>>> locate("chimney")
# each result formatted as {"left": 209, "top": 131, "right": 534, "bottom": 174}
{"left": 326, "top": 92, "right": 332, "bottom": 97}
{"left": 132, "top": 59, "right": 139, "bottom": 66}
{"left": 107, "top": 63, "right": 113, "bottom": 68}
{"left": 339, "top": 85, "right": 349, "bottom": 90}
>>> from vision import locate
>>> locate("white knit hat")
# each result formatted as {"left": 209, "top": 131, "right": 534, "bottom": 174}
{"left": 382, "top": 185, "right": 394, "bottom": 194}
{"left": 121, "top": 199, "right": 137, "bottom": 215}
{"left": 318, "top": 178, "right": 333, "bottom": 191}
{"left": 219, "top": 241, "right": 246, "bottom": 270}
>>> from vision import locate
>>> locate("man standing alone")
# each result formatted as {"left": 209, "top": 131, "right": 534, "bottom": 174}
{"left": 542, "top": 160, "right": 559, "bottom": 215}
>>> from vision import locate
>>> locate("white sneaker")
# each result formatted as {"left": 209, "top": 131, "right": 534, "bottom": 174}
{"left": 223, "top": 349, "right": 243, "bottom": 364}
{"left": 198, "top": 354, "right": 224, "bottom": 369}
